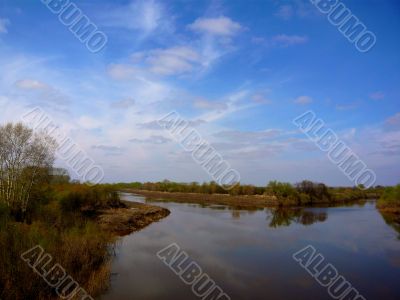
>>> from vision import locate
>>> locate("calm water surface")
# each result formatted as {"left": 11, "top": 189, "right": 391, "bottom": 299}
{"left": 101, "top": 193, "right": 400, "bottom": 300}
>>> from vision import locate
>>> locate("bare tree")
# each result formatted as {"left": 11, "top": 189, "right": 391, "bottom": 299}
{"left": 0, "top": 123, "right": 57, "bottom": 217}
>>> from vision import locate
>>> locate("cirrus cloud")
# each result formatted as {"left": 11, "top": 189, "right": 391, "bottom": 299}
{"left": 294, "top": 95, "right": 313, "bottom": 105}
{"left": 271, "top": 34, "right": 308, "bottom": 47}
{"left": 188, "top": 16, "right": 242, "bottom": 36}
{"left": 386, "top": 112, "right": 400, "bottom": 128}
{"left": 194, "top": 98, "right": 228, "bottom": 111}
{"left": 15, "top": 79, "right": 50, "bottom": 90}
{"left": 145, "top": 46, "right": 202, "bottom": 76}
{"left": 369, "top": 91, "right": 385, "bottom": 101}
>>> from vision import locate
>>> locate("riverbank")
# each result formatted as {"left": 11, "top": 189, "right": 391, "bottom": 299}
{"left": 124, "top": 189, "right": 372, "bottom": 209}
{"left": 376, "top": 185, "right": 400, "bottom": 235}
{"left": 101, "top": 194, "right": 400, "bottom": 300}
{"left": 377, "top": 207, "right": 400, "bottom": 237}
{"left": 0, "top": 184, "right": 170, "bottom": 300}
{"left": 97, "top": 200, "right": 170, "bottom": 235}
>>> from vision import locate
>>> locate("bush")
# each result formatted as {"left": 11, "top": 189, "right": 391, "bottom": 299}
{"left": 296, "top": 180, "right": 331, "bottom": 203}
{"left": 266, "top": 181, "right": 300, "bottom": 205}
{"left": 58, "top": 185, "right": 124, "bottom": 214}
{"left": 377, "top": 185, "right": 400, "bottom": 209}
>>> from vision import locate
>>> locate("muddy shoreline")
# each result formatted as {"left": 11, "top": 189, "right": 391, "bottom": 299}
{"left": 97, "top": 200, "right": 170, "bottom": 236}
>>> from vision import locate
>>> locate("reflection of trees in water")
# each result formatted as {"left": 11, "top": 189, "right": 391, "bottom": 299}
{"left": 378, "top": 211, "right": 400, "bottom": 239}
{"left": 231, "top": 209, "right": 259, "bottom": 219}
{"left": 267, "top": 208, "right": 328, "bottom": 228}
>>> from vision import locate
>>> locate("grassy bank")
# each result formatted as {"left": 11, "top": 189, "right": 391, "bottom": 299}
{"left": 377, "top": 185, "right": 400, "bottom": 236}
{"left": 0, "top": 184, "right": 169, "bottom": 300}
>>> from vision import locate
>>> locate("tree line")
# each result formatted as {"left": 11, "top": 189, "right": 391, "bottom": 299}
{"left": 111, "top": 179, "right": 384, "bottom": 205}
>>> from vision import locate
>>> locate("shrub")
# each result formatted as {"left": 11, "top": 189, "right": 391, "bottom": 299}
{"left": 296, "top": 180, "right": 331, "bottom": 203}
{"left": 377, "top": 185, "right": 400, "bottom": 209}
{"left": 266, "top": 181, "right": 300, "bottom": 205}
{"left": 58, "top": 185, "right": 124, "bottom": 214}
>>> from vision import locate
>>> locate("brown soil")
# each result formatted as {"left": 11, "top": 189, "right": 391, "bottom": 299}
{"left": 97, "top": 200, "right": 170, "bottom": 236}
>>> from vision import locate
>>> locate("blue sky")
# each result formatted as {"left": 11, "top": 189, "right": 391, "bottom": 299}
{"left": 0, "top": 0, "right": 399, "bottom": 186}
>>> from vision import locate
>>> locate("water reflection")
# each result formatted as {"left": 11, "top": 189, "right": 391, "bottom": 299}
{"left": 102, "top": 195, "right": 400, "bottom": 300}
{"left": 267, "top": 208, "right": 327, "bottom": 228}
{"left": 378, "top": 211, "right": 400, "bottom": 239}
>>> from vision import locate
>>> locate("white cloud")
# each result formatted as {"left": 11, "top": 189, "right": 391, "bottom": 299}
{"left": 107, "top": 64, "right": 139, "bottom": 80}
{"left": 137, "top": 119, "right": 206, "bottom": 130}
{"left": 194, "top": 98, "right": 228, "bottom": 111}
{"left": 271, "top": 34, "right": 308, "bottom": 47}
{"left": 100, "top": 0, "right": 174, "bottom": 37}
{"left": 252, "top": 93, "right": 272, "bottom": 104}
{"left": 15, "top": 79, "right": 50, "bottom": 90}
{"left": 214, "top": 129, "right": 281, "bottom": 143}
{"left": 335, "top": 102, "right": 359, "bottom": 110}
{"left": 111, "top": 97, "right": 136, "bottom": 109}
{"left": 252, "top": 35, "right": 308, "bottom": 48}
{"left": 14, "top": 79, "right": 69, "bottom": 106}
{"left": 274, "top": 2, "right": 318, "bottom": 20}
{"left": 145, "top": 46, "right": 202, "bottom": 76}
{"left": 386, "top": 112, "right": 400, "bottom": 127}
{"left": 78, "top": 116, "right": 103, "bottom": 129}
{"left": 369, "top": 91, "right": 385, "bottom": 100}
{"left": 198, "top": 90, "right": 254, "bottom": 122}
{"left": 294, "top": 95, "right": 313, "bottom": 105}
{"left": 275, "top": 5, "right": 294, "bottom": 20}
{"left": 0, "top": 18, "right": 10, "bottom": 34}
{"left": 188, "top": 16, "right": 242, "bottom": 36}
{"left": 129, "top": 135, "right": 171, "bottom": 144}
{"left": 92, "top": 145, "right": 124, "bottom": 156}
{"left": 111, "top": 47, "right": 203, "bottom": 77}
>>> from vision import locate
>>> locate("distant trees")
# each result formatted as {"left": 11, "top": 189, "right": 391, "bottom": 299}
{"left": 112, "top": 179, "right": 375, "bottom": 205}
{"left": 265, "top": 180, "right": 331, "bottom": 206}
{"left": 266, "top": 181, "right": 298, "bottom": 199}
{"left": 0, "top": 123, "right": 56, "bottom": 218}
{"left": 295, "top": 180, "right": 331, "bottom": 202}
{"left": 117, "top": 179, "right": 335, "bottom": 203}
{"left": 50, "top": 168, "right": 70, "bottom": 184}
{"left": 118, "top": 180, "right": 266, "bottom": 196}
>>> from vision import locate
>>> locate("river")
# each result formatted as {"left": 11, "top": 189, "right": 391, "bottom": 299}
{"left": 101, "top": 193, "right": 400, "bottom": 300}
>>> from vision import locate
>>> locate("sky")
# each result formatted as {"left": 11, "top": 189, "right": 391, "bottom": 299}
{"left": 0, "top": 0, "right": 399, "bottom": 186}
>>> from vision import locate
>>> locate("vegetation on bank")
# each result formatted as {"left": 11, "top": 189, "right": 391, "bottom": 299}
{"left": 377, "top": 184, "right": 400, "bottom": 212}
{"left": 0, "top": 123, "right": 130, "bottom": 299}
{"left": 111, "top": 180, "right": 383, "bottom": 207}
{"left": 0, "top": 122, "right": 391, "bottom": 299}
{"left": 376, "top": 185, "right": 400, "bottom": 237}
{"left": 0, "top": 122, "right": 171, "bottom": 300}
{"left": 0, "top": 181, "right": 125, "bottom": 299}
